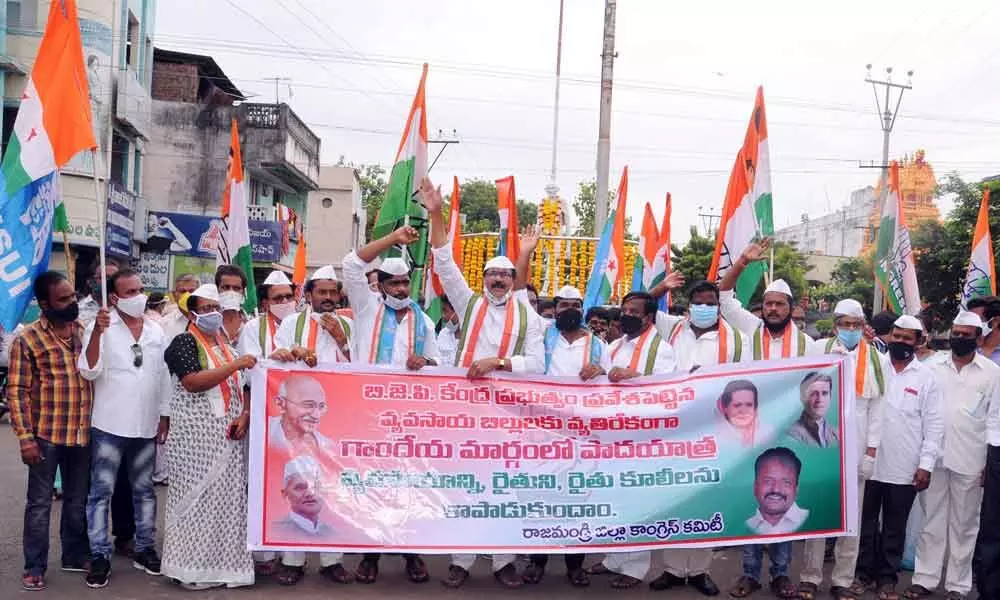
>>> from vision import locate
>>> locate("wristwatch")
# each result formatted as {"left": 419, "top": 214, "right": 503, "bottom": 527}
{"left": 498, "top": 358, "right": 508, "bottom": 370}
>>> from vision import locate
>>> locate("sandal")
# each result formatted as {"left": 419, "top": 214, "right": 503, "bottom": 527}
{"left": 850, "top": 579, "right": 873, "bottom": 596}
{"left": 355, "top": 556, "right": 378, "bottom": 584}
{"left": 797, "top": 581, "right": 819, "bottom": 600}
{"left": 523, "top": 562, "right": 545, "bottom": 584}
{"left": 829, "top": 586, "right": 858, "bottom": 599}
{"left": 320, "top": 563, "right": 354, "bottom": 584}
{"left": 404, "top": 556, "right": 429, "bottom": 584}
{"left": 494, "top": 563, "right": 523, "bottom": 588}
{"left": 943, "top": 592, "right": 966, "bottom": 600}
{"left": 876, "top": 583, "right": 900, "bottom": 600}
{"left": 771, "top": 576, "right": 798, "bottom": 599}
{"left": 442, "top": 565, "right": 470, "bottom": 588}
{"left": 611, "top": 574, "right": 643, "bottom": 589}
{"left": 567, "top": 567, "right": 590, "bottom": 587}
{"left": 901, "top": 585, "right": 932, "bottom": 600}
{"left": 22, "top": 573, "right": 45, "bottom": 591}
{"left": 275, "top": 564, "right": 305, "bottom": 586}
{"left": 730, "top": 575, "right": 762, "bottom": 598}
{"left": 587, "top": 563, "right": 614, "bottom": 576}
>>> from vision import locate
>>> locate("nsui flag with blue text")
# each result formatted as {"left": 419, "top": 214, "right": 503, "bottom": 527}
{"left": 0, "top": 172, "right": 59, "bottom": 330}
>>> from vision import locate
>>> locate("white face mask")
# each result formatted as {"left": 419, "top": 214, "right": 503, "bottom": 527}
{"left": 485, "top": 289, "right": 512, "bottom": 306}
{"left": 219, "top": 291, "right": 244, "bottom": 312}
{"left": 115, "top": 293, "right": 148, "bottom": 318}
{"left": 269, "top": 301, "right": 296, "bottom": 321}
{"left": 383, "top": 294, "right": 410, "bottom": 311}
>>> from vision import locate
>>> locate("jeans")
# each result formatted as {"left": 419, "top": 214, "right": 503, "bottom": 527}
{"left": 742, "top": 543, "right": 792, "bottom": 582}
{"left": 23, "top": 438, "right": 90, "bottom": 576}
{"left": 85, "top": 428, "right": 156, "bottom": 560}
{"left": 111, "top": 458, "right": 135, "bottom": 545}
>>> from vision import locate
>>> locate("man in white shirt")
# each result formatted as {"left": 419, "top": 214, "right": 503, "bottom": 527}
{"left": 798, "top": 299, "right": 887, "bottom": 600}
{"left": 273, "top": 266, "right": 353, "bottom": 367}
{"left": 587, "top": 291, "right": 677, "bottom": 590}
{"left": 238, "top": 271, "right": 297, "bottom": 359}
{"left": 78, "top": 269, "right": 171, "bottom": 588}
{"left": 856, "top": 315, "right": 943, "bottom": 599}
{"left": 905, "top": 311, "right": 997, "bottom": 600}
{"left": 341, "top": 226, "right": 441, "bottom": 585}
{"left": 269, "top": 457, "right": 336, "bottom": 544}
{"left": 160, "top": 273, "right": 200, "bottom": 341}
{"left": 436, "top": 296, "right": 460, "bottom": 368}
{"left": 216, "top": 265, "right": 248, "bottom": 347}
{"left": 746, "top": 447, "right": 810, "bottom": 534}
{"left": 421, "top": 177, "right": 543, "bottom": 589}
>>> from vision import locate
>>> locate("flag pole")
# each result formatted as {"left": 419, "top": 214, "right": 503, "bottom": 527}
{"left": 62, "top": 230, "right": 75, "bottom": 287}
{"left": 91, "top": 148, "right": 107, "bottom": 306}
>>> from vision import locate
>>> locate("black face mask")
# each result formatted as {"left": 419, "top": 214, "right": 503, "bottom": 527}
{"left": 950, "top": 337, "right": 978, "bottom": 357}
{"left": 620, "top": 314, "right": 643, "bottom": 336}
{"left": 555, "top": 308, "right": 583, "bottom": 332}
{"left": 888, "top": 341, "right": 915, "bottom": 362}
{"left": 43, "top": 302, "right": 80, "bottom": 324}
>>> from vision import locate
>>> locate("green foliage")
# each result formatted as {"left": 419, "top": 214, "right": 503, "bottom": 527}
{"left": 572, "top": 179, "right": 632, "bottom": 239}
{"left": 815, "top": 319, "right": 833, "bottom": 336}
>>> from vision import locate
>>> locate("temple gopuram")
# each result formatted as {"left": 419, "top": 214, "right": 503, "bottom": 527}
{"left": 861, "top": 149, "right": 941, "bottom": 254}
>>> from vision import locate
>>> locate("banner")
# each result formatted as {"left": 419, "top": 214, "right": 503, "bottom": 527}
{"left": 106, "top": 182, "right": 136, "bottom": 259}
{"left": 249, "top": 356, "right": 856, "bottom": 553}
{"left": 146, "top": 210, "right": 282, "bottom": 262}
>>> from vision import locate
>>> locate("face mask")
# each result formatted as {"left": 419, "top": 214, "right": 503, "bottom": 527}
{"left": 269, "top": 301, "right": 296, "bottom": 321}
{"left": 887, "top": 341, "right": 915, "bottom": 362}
{"left": 620, "top": 314, "right": 643, "bottom": 336}
{"left": 555, "top": 309, "right": 583, "bottom": 332}
{"left": 383, "top": 294, "right": 411, "bottom": 311}
{"left": 486, "top": 289, "right": 512, "bottom": 306}
{"left": 194, "top": 311, "right": 223, "bottom": 334}
{"left": 219, "top": 291, "right": 244, "bottom": 312}
{"left": 115, "top": 293, "right": 148, "bottom": 318}
{"left": 689, "top": 304, "right": 719, "bottom": 329}
{"left": 44, "top": 302, "right": 80, "bottom": 323}
{"left": 950, "top": 337, "right": 978, "bottom": 357}
{"left": 837, "top": 328, "right": 863, "bottom": 350}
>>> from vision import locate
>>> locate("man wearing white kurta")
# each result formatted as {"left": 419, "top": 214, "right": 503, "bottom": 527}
{"left": 856, "top": 315, "right": 943, "bottom": 599}
{"left": 797, "top": 299, "right": 888, "bottom": 600}
{"left": 717, "top": 240, "right": 819, "bottom": 600}
{"left": 238, "top": 271, "right": 297, "bottom": 360}
{"left": 907, "top": 311, "right": 997, "bottom": 599}
{"left": 589, "top": 290, "right": 677, "bottom": 590}
{"left": 268, "top": 265, "right": 354, "bottom": 585}
{"left": 421, "top": 176, "right": 544, "bottom": 589}
{"left": 341, "top": 226, "right": 442, "bottom": 585}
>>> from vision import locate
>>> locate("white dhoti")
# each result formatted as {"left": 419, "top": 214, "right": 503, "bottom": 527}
{"left": 281, "top": 551, "right": 343, "bottom": 568}
{"left": 662, "top": 547, "right": 714, "bottom": 577}
{"left": 602, "top": 551, "right": 651, "bottom": 580}
{"left": 911, "top": 467, "right": 982, "bottom": 595}
{"left": 450, "top": 554, "right": 516, "bottom": 572}
{"left": 801, "top": 477, "right": 865, "bottom": 588}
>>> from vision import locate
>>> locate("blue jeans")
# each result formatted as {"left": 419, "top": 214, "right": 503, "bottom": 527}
{"left": 742, "top": 542, "right": 792, "bottom": 582}
{"left": 23, "top": 438, "right": 90, "bottom": 575}
{"left": 85, "top": 428, "right": 156, "bottom": 559}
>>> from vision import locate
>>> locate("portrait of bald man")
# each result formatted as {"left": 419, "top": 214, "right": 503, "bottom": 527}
{"left": 268, "top": 375, "right": 334, "bottom": 455}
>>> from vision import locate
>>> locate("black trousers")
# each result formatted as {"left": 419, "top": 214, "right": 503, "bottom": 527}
{"left": 856, "top": 479, "right": 917, "bottom": 586}
{"left": 976, "top": 445, "right": 1000, "bottom": 598}
{"left": 110, "top": 458, "right": 135, "bottom": 545}
{"left": 529, "top": 554, "right": 585, "bottom": 571}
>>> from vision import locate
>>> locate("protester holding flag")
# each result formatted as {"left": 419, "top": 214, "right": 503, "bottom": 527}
{"left": 798, "top": 299, "right": 888, "bottom": 600}
{"left": 421, "top": 175, "right": 543, "bottom": 588}
{"left": 341, "top": 225, "right": 442, "bottom": 585}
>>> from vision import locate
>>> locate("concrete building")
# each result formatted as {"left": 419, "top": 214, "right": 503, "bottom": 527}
{"left": 306, "top": 166, "right": 365, "bottom": 272}
{"left": 2, "top": 0, "right": 156, "bottom": 288}
{"left": 773, "top": 186, "right": 876, "bottom": 258}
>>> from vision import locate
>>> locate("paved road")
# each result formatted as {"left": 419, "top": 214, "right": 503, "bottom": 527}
{"left": 0, "top": 429, "right": 959, "bottom": 599}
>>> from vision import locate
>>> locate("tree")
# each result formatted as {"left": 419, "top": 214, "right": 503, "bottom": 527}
{"left": 449, "top": 178, "right": 537, "bottom": 233}
{"left": 572, "top": 179, "right": 632, "bottom": 239}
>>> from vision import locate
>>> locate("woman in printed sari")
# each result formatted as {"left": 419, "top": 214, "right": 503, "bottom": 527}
{"left": 718, "top": 379, "right": 774, "bottom": 448}
{"left": 161, "top": 284, "right": 258, "bottom": 590}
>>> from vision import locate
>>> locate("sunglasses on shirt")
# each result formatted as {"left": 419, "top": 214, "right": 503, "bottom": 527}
{"left": 131, "top": 343, "right": 143, "bottom": 368}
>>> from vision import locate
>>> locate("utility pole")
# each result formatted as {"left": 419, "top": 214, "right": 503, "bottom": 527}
{"left": 863, "top": 64, "right": 912, "bottom": 314}
{"left": 546, "top": 0, "right": 565, "bottom": 201}
{"left": 428, "top": 129, "right": 461, "bottom": 172}
{"left": 697, "top": 206, "right": 721, "bottom": 236}
{"left": 263, "top": 76, "right": 293, "bottom": 104}
{"left": 594, "top": 0, "right": 617, "bottom": 236}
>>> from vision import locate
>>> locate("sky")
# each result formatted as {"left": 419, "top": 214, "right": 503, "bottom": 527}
{"left": 155, "top": 0, "right": 1000, "bottom": 244}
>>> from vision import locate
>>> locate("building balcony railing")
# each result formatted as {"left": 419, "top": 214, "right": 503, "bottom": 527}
{"left": 237, "top": 103, "right": 321, "bottom": 191}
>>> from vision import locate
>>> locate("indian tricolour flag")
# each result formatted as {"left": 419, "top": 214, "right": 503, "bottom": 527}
{"left": 216, "top": 118, "right": 257, "bottom": 312}
{"left": 708, "top": 87, "right": 773, "bottom": 304}
{"left": 584, "top": 166, "right": 628, "bottom": 310}
{"left": 424, "top": 176, "right": 462, "bottom": 322}
{"left": 963, "top": 188, "right": 996, "bottom": 306}
{"left": 495, "top": 175, "right": 520, "bottom": 262}
{"left": 874, "top": 161, "right": 921, "bottom": 315}
{"left": 1, "top": 0, "right": 96, "bottom": 231}
{"left": 372, "top": 64, "right": 429, "bottom": 300}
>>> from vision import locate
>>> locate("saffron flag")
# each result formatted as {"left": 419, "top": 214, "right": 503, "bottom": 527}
{"left": 495, "top": 176, "right": 520, "bottom": 263}
{"left": 963, "top": 188, "right": 996, "bottom": 305}
{"left": 631, "top": 202, "right": 660, "bottom": 292}
{"left": 708, "top": 87, "right": 773, "bottom": 303}
{"left": 659, "top": 193, "right": 673, "bottom": 310}
{"left": 874, "top": 162, "right": 921, "bottom": 315}
{"left": 216, "top": 118, "right": 257, "bottom": 312}
{"left": 1, "top": 0, "right": 96, "bottom": 230}
{"left": 292, "top": 230, "right": 307, "bottom": 302}
{"left": 372, "top": 64, "right": 429, "bottom": 300}
{"left": 424, "top": 176, "right": 463, "bottom": 322}
{"left": 584, "top": 167, "right": 628, "bottom": 310}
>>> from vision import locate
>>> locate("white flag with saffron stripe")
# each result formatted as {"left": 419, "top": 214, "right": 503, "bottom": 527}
{"left": 874, "top": 162, "right": 920, "bottom": 315}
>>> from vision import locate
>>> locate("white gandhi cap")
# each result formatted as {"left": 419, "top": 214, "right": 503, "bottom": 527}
{"left": 893, "top": 314, "right": 924, "bottom": 332}
{"left": 833, "top": 299, "right": 864, "bottom": 319}
{"left": 953, "top": 310, "right": 985, "bottom": 330}
{"left": 763, "top": 279, "right": 793, "bottom": 298}
{"left": 262, "top": 271, "right": 292, "bottom": 286}
{"left": 484, "top": 256, "right": 515, "bottom": 272}
{"left": 310, "top": 265, "right": 338, "bottom": 281}
{"left": 554, "top": 286, "right": 583, "bottom": 301}
{"left": 378, "top": 257, "right": 410, "bottom": 276}
{"left": 190, "top": 283, "right": 219, "bottom": 302}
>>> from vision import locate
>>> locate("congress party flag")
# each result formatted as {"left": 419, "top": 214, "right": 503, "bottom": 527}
{"left": 495, "top": 176, "right": 520, "bottom": 263}
{"left": 424, "top": 176, "right": 463, "bottom": 322}
{"left": 216, "top": 118, "right": 257, "bottom": 312}
{"left": 874, "top": 162, "right": 921, "bottom": 315}
{"left": 963, "top": 188, "right": 996, "bottom": 305}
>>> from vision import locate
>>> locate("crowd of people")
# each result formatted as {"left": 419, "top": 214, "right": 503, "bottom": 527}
{"left": 2, "top": 174, "right": 1000, "bottom": 600}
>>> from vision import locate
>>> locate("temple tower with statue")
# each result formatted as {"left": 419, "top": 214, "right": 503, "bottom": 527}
{"left": 861, "top": 149, "right": 941, "bottom": 253}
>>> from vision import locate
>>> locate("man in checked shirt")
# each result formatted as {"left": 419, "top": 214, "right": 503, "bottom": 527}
{"left": 6, "top": 271, "right": 94, "bottom": 592}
